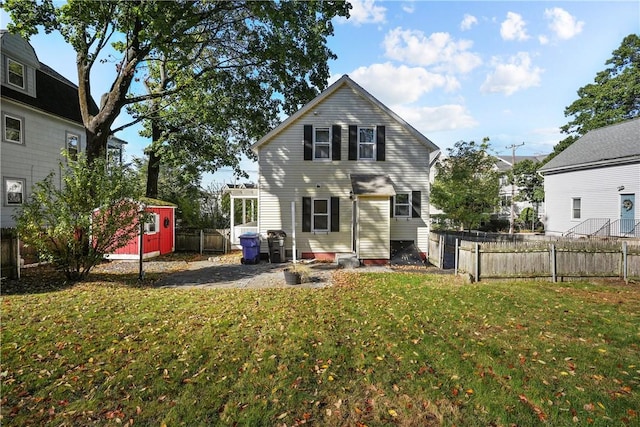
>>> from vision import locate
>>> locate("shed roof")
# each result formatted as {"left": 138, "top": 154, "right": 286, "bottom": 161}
{"left": 252, "top": 74, "right": 439, "bottom": 153}
{"left": 539, "top": 118, "right": 640, "bottom": 174}
{"left": 350, "top": 174, "right": 396, "bottom": 196}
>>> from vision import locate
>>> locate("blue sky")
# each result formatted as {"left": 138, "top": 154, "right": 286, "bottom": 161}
{"left": 2, "top": 1, "right": 639, "bottom": 186}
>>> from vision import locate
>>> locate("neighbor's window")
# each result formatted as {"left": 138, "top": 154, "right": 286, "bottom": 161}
{"left": 313, "top": 127, "right": 331, "bottom": 160}
{"left": 394, "top": 192, "right": 411, "bottom": 217}
{"left": 3, "top": 114, "right": 23, "bottom": 144}
{"left": 7, "top": 58, "right": 25, "bottom": 89}
{"left": 358, "top": 126, "right": 375, "bottom": 160}
{"left": 312, "top": 198, "right": 329, "bottom": 232}
{"left": 572, "top": 198, "right": 581, "bottom": 220}
{"left": 144, "top": 213, "right": 159, "bottom": 234}
{"left": 4, "top": 177, "right": 25, "bottom": 205}
{"left": 66, "top": 132, "right": 79, "bottom": 160}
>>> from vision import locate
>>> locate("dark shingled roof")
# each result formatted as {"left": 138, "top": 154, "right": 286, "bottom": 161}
{"left": 1, "top": 61, "right": 98, "bottom": 124}
{"left": 539, "top": 118, "right": 640, "bottom": 174}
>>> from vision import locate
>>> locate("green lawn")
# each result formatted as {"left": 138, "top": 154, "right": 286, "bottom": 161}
{"left": 1, "top": 268, "right": 639, "bottom": 426}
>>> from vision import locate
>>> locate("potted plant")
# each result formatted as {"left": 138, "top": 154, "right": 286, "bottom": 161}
{"left": 283, "top": 262, "right": 311, "bottom": 285}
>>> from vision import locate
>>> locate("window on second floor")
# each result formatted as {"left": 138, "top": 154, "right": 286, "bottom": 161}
{"left": 66, "top": 132, "right": 79, "bottom": 160}
{"left": 3, "top": 114, "right": 23, "bottom": 144}
{"left": 7, "top": 58, "right": 25, "bottom": 89}
{"left": 358, "top": 127, "right": 375, "bottom": 160}
{"left": 313, "top": 127, "right": 330, "bottom": 160}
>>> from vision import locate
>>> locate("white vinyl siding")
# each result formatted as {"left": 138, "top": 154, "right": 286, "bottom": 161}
{"left": 543, "top": 163, "right": 640, "bottom": 236}
{"left": 257, "top": 84, "right": 433, "bottom": 257}
{"left": 0, "top": 101, "right": 86, "bottom": 227}
{"left": 357, "top": 196, "right": 390, "bottom": 259}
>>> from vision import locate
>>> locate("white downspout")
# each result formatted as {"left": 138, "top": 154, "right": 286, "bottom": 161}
{"left": 291, "top": 200, "right": 297, "bottom": 263}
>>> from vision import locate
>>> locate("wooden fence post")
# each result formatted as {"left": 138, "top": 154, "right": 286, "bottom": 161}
{"left": 474, "top": 242, "right": 480, "bottom": 282}
{"left": 622, "top": 241, "right": 628, "bottom": 282}
{"left": 454, "top": 238, "right": 459, "bottom": 275}
{"left": 550, "top": 243, "right": 557, "bottom": 282}
{"left": 200, "top": 229, "right": 204, "bottom": 255}
{"left": 439, "top": 235, "right": 444, "bottom": 269}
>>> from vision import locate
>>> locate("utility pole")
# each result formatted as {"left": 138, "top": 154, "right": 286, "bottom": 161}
{"left": 506, "top": 142, "right": 525, "bottom": 234}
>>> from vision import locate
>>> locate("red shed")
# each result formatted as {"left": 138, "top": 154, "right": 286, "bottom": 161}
{"left": 104, "top": 198, "right": 177, "bottom": 260}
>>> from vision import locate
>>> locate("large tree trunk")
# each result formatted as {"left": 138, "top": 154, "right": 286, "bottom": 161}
{"left": 145, "top": 121, "right": 163, "bottom": 198}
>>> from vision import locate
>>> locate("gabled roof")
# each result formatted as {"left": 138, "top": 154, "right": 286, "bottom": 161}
{"left": 539, "top": 118, "right": 640, "bottom": 174}
{"left": 494, "top": 155, "right": 548, "bottom": 172}
{"left": 252, "top": 74, "right": 438, "bottom": 153}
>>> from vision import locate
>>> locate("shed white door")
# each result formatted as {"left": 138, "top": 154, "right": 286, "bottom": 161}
{"left": 356, "top": 196, "right": 390, "bottom": 260}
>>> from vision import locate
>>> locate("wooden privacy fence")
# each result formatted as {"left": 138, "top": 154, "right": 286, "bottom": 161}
{"left": 429, "top": 232, "right": 640, "bottom": 282}
{"left": 175, "top": 228, "right": 228, "bottom": 253}
{"left": 1, "top": 228, "right": 19, "bottom": 280}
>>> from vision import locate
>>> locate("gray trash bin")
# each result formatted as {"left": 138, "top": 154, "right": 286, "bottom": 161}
{"left": 266, "top": 230, "right": 286, "bottom": 263}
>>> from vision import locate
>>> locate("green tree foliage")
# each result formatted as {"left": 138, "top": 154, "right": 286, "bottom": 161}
{"left": 431, "top": 139, "right": 501, "bottom": 231}
{"left": 547, "top": 34, "right": 640, "bottom": 162}
{"left": 4, "top": 0, "right": 351, "bottom": 171}
{"left": 512, "top": 158, "right": 544, "bottom": 227}
{"left": 15, "top": 154, "right": 141, "bottom": 281}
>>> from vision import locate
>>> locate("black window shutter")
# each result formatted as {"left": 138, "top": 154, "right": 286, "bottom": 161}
{"left": 411, "top": 191, "right": 421, "bottom": 218}
{"left": 390, "top": 196, "right": 394, "bottom": 218}
{"left": 303, "top": 125, "right": 313, "bottom": 161}
{"left": 302, "top": 197, "right": 311, "bottom": 232}
{"left": 332, "top": 125, "right": 341, "bottom": 160}
{"left": 348, "top": 125, "right": 357, "bottom": 160}
{"left": 376, "top": 125, "right": 385, "bottom": 161}
{"left": 330, "top": 197, "right": 340, "bottom": 232}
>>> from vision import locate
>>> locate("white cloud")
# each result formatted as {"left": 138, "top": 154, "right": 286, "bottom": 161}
{"left": 402, "top": 1, "right": 415, "bottom": 14}
{"left": 500, "top": 12, "right": 529, "bottom": 41}
{"left": 349, "top": 62, "right": 460, "bottom": 105}
{"left": 544, "top": 7, "right": 584, "bottom": 40}
{"left": 382, "top": 28, "right": 482, "bottom": 74}
{"left": 343, "top": 0, "right": 386, "bottom": 26}
{"left": 392, "top": 104, "right": 478, "bottom": 133}
{"left": 538, "top": 35, "right": 549, "bottom": 45}
{"left": 481, "top": 52, "right": 543, "bottom": 96}
{"left": 460, "top": 14, "right": 478, "bottom": 31}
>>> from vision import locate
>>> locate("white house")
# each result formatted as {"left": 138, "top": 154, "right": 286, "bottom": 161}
{"left": 251, "top": 75, "right": 439, "bottom": 264}
{"left": 1, "top": 30, "right": 125, "bottom": 228}
{"left": 494, "top": 154, "right": 547, "bottom": 224}
{"left": 539, "top": 118, "right": 640, "bottom": 237}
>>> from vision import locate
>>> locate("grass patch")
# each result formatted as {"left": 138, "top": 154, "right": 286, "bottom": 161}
{"left": 2, "top": 270, "right": 639, "bottom": 426}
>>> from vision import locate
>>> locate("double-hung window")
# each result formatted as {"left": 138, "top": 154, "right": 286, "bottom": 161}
{"left": 3, "top": 114, "right": 23, "bottom": 144}
{"left": 571, "top": 198, "right": 581, "bottom": 220}
{"left": 67, "top": 132, "right": 79, "bottom": 160}
{"left": 313, "top": 127, "right": 330, "bottom": 160}
{"left": 394, "top": 193, "right": 411, "bottom": 217}
{"left": 358, "top": 127, "right": 375, "bottom": 160}
{"left": 4, "top": 177, "right": 25, "bottom": 205}
{"left": 312, "top": 199, "right": 329, "bottom": 232}
{"left": 7, "top": 58, "right": 25, "bottom": 89}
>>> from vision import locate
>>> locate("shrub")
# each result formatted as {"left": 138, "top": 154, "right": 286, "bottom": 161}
{"left": 15, "top": 154, "right": 142, "bottom": 281}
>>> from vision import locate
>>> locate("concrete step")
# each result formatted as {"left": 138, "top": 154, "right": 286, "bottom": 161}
{"left": 335, "top": 253, "right": 360, "bottom": 268}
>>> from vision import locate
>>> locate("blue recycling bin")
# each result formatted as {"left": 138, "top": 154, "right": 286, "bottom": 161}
{"left": 239, "top": 232, "right": 261, "bottom": 264}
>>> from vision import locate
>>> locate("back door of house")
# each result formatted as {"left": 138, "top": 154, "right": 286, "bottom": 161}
{"left": 620, "top": 194, "right": 635, "bottom": 234}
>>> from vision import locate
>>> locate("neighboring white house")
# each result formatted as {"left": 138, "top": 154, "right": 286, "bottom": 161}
{"left": 539, "top": 118, "right": 640, "bottom": 237}
{"left": 494, "top": 155, "right": 547, "bottom": 223}
{"left": 251, "top": 75, "right": 439, "bottom": 264}
{"left": 1, "top": 30, "right": 125, "bottom": 228}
